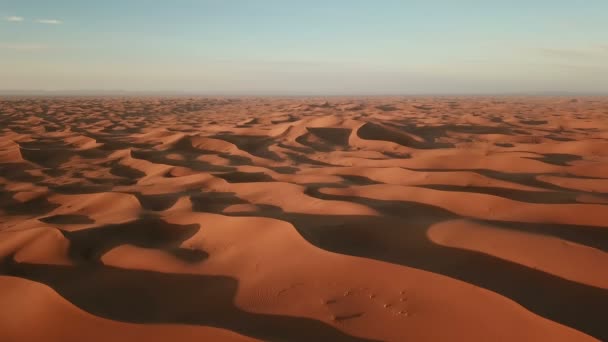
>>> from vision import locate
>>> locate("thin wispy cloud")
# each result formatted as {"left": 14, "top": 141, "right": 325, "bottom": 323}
{"left": 537, "top": 46, "right": 608, "bottom": 60}
{"left": 36, "top": 19, "right": 62, "bottom": 25}
{"left": 539, "top": 48, "right": 589, "bottom": 59}
{"left": 5, "top": 16, "right": 24, "bottom": 22}
{"left": 0, "top": 43, "right": 47, "bottom": 51}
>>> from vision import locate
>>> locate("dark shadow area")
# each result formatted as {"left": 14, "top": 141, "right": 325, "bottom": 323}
{"left": 412, "top": 105, "right": 433, "bottom": 111}
{"left": 295, "top": 132, "right": 335, "bottom": 152}
{"left": 271, "top": 114, "right": 299, "bottom": 124}
{"left": 375, "top": 104, "right": 398, "bottom": 112}
{"left": 418, "top": 184, "right": 580, "bottom": 204}
{"left": 41, "top": 168, "right": 67, "bottom": 177}
{"left": 191, "top": 191, "right": 249, "bottom": 213}
{"left": 216, "top": 171, "right": 275, "bottom": 183}
{"left": 494, "top": 142, "right": 515, "bottom": 147}
{"left": 40, "top": 214, "right": 95, "bottom": 225}
{"left": 212, "top": 134, "right": 282, "bottom": 161}
{"left": 132, "top": 149, "right": 235, "bottom": 173}
{"left": 306, "top": 127, "right": 352, "bottom": 147}
{"left": 133, "top": 193, "right": 181, "bottom": 211}
{"left": 18, "top": 146, "right": 75, "bottom": 169}
{"left": 284, "top": 151, "right": 334, "bottom": 167}
{"left": 49, "top": 182, "right": 115, "bottom": 194}
{"left": 60, "top": 217, "right": 204, "bottom": 264}
{"left": 109, "top": 162, "right": 147, "bottom": 180}
{"left": 409, "top": 168, "right": 602, "bottom": 194}
{"left": 267, "top": 165, "right": 299, "bottom": 174}
{"left": 545, "top": 135, "right": 575, "bottom": 142}
{"left": 219, "top": 153, "right": 253, "bottom": 166}
{"left": 0, "top": 190, "right": 60, "bottom": 216}
{"left": 277, "top": 142, "right": 314, "bottom": 154}
{"left": 525, "top": 153, "right": 583, "bottom": 166}
{"left": 0, "top": 258, "right": 377, "bottom": 342}
{"left": 520, "top": 119, "right": 548, "bottom": 125}
{"left": 0, "top": 163, "right": 44, "bottom": 183}
{"left": 443, "top": 125, "right": 515, "bottom": 135}
{"left": 358, "top": 122, "right": 419, "bottom": 148}
{"left": 381, "top": 150, "right": 411, "bottom": 159}
{"left": 340, "top": 175, "right": 383, "bottom": 186}
{"left": 358, "top": 122, "right": 454, "bottom": 149}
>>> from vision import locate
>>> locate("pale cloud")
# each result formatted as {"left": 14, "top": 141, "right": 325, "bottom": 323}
{"left": 5, "top": 16, "right": 24, "bottom": 22}
{"left": 538, "top": 48, "right": 589, "bottom": 59}
{"left": 0, "top": 43, "right": 47, "bottom": 51}
{"left": 36, "top": 19, "right": 62, "bottom": 25}
{"left": 537, "top": 46, "right": 608, "bottom": 60}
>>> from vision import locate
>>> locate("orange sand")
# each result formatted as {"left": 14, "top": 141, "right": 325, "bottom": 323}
{"left": 1, "top": 96, "right": 607, "bottom": 341}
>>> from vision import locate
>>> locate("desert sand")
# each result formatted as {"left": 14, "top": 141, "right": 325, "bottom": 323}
{"left": 1, "top": 96, "right": 607, "bottom": 341}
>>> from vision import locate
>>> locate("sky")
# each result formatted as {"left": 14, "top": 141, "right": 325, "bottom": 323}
{"left": 1, "top": 0, "right": 607, "bottom": 95}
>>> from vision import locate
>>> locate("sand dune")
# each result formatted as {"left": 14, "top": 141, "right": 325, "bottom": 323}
{"left": 1, "top": 96, "right": 607, "bottom": 341}
{"left": 0, "top": 276, "right": 258, "bottom": 342}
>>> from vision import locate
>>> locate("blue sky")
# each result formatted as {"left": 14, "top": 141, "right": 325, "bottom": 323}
{"left": 1, "top": 0, "right": 607, "bottom": 94}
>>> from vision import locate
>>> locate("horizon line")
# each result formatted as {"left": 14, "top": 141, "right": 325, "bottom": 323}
{"left": 2, "top": 89, "right": 607, "bottom": 98}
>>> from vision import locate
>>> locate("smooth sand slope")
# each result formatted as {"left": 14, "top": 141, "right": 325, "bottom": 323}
{"left": 1, "top": 96, "right": 607, "bottom": 341}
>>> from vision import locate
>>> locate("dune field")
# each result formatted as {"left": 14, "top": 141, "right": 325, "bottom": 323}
{"left": 0, "top": 96, "right": 607, "bottom": 341}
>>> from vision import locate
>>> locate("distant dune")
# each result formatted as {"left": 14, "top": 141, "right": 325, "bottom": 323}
{"left": 1, "top": 96, "right": 607, "bottom": 341}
